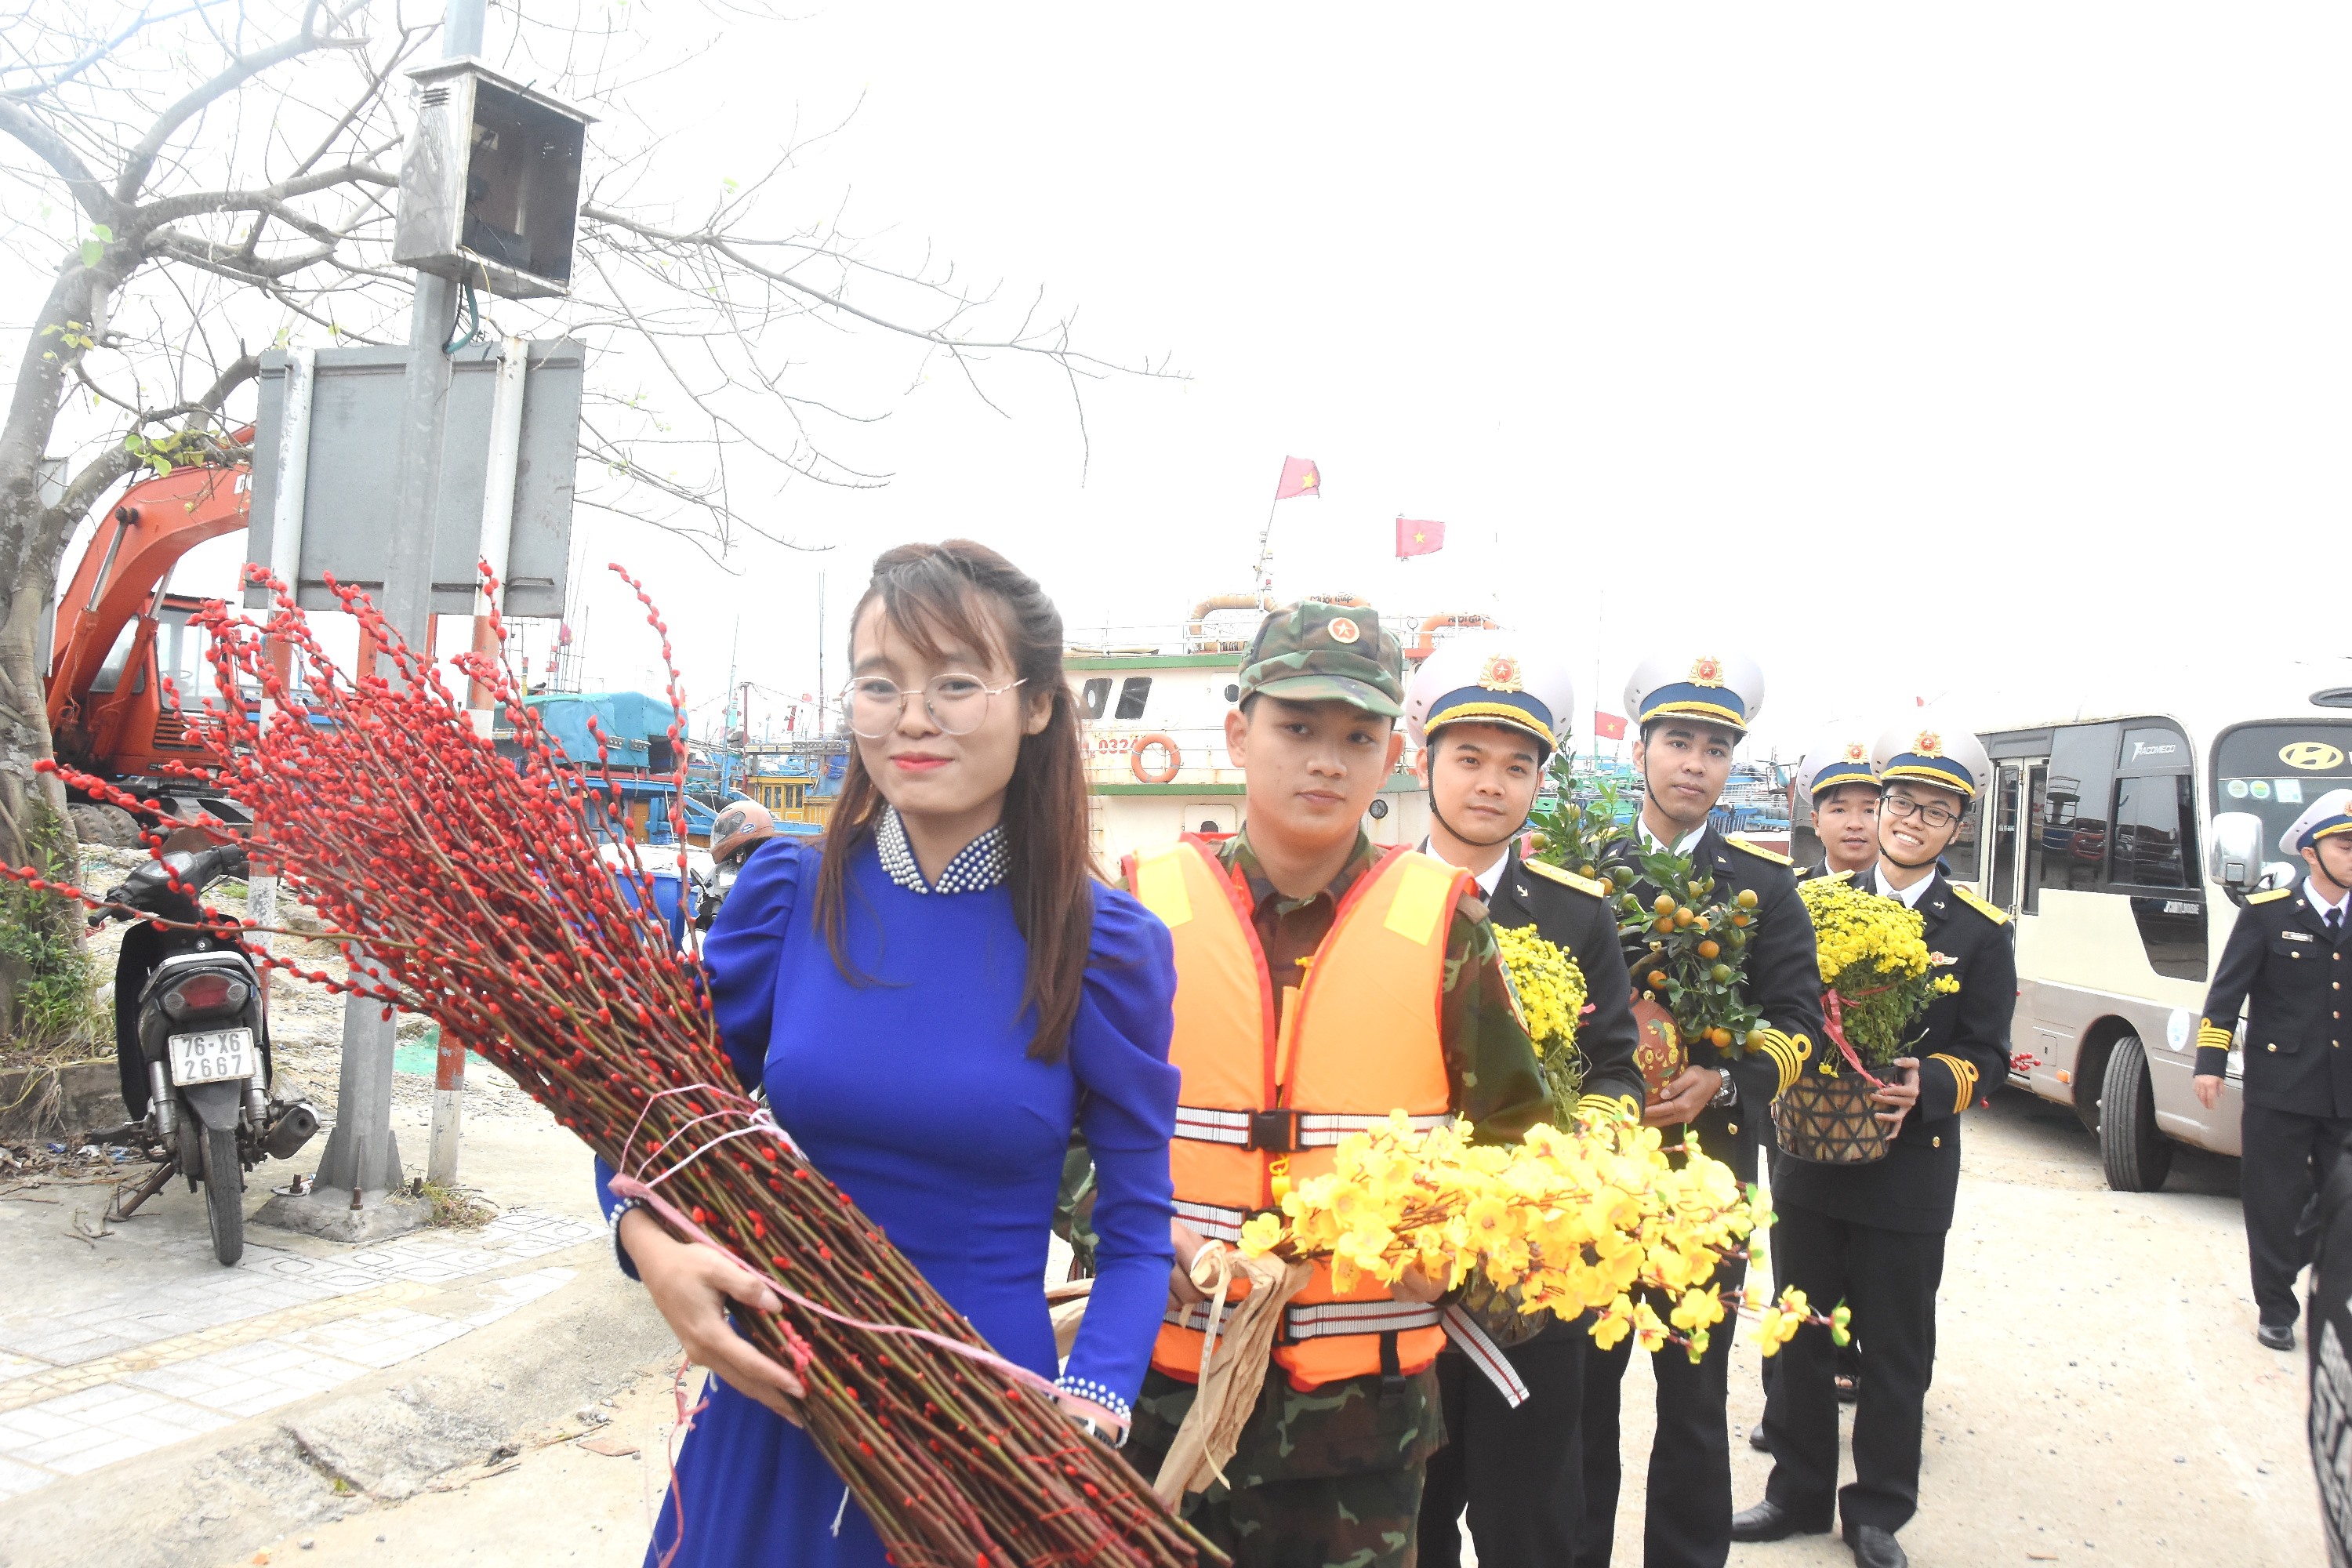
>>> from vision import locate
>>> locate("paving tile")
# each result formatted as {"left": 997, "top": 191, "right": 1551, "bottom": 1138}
{"left": 0, "top": 1352, "right": 49, "bottom": 1378}
{"left": 105, "top": 1398, "right": 232, "bottom": 1440}
{"left": 0, "top": 1403, "right": 86, "bottom": 1447}
{"left": 279, "top": 1308, "right": 471, "bottom": 1370}
{"left": 0, "top": 1455, "right": 53, "bottom": 1500}
{"left": 120, "top": 1357, "right": 246, "bottom": 1401}
{"left": 10, "top": 1423, "right": 116, "bottom": 1468}
{"left": 45, "top": 1430, "right": 169, "bottom": 1475}
{"left": 464, "top": 1265, "right": 579, "bottom": 1326}
{"left": 37, "top": 1384, "right": 177, "bottom": 1421}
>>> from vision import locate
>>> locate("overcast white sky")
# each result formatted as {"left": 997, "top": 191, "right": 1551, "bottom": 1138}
{"left": 149, "top": 4, "right": 2352, "bottom": 757}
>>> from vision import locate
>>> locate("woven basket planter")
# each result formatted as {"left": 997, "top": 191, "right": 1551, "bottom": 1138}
{"left": 1772, "top": 1070, "right": 1890, "bottom": 1165}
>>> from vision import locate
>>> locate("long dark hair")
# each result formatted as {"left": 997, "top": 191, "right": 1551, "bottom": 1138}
{"left": 813, "top": 540, "right": 1098, "bottom": 1062}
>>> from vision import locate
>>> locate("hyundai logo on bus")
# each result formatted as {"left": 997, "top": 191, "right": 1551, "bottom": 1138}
{"left": 2281, "top": 741, "right": 2347, "bottom": 771}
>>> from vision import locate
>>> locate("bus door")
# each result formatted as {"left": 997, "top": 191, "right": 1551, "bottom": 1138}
{"left": 1987, "top": 757, "right": 2046, "bottom": 918}
{"left": 1987, "top": 756, "right": 2061, "bottom": 1088}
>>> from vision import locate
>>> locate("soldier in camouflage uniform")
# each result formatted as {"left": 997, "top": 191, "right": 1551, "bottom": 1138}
{"left": 1120, "top": 601, "right": 1551, "bottom": 1568}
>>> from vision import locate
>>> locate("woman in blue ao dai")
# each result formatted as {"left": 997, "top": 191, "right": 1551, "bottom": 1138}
{"left": 595, "top": 541, "right": 1179, "bottom": 1566}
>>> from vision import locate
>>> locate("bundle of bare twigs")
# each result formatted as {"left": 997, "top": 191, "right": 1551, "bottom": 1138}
{"left": 12, "top": 565, "right": 1208, "bottom": 1568}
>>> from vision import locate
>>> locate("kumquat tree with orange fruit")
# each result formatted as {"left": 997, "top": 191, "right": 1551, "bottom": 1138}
{"left": 1526, "top": 755, "right": 1769, "bottom": 1063}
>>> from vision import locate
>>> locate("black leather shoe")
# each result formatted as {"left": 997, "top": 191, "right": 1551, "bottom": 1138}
{"left": 1731, "top": 1499, "right": 1831, "bottom": 1542}
{"left": 1748, "top": 1421, "right": 1769, "bottom": 1453}
{"left": 2258, "top": 1321, "right": 2296, "bottom": 1352}
{"left": 1846, "top": 1523, "right": 1908, "bottom": 1568}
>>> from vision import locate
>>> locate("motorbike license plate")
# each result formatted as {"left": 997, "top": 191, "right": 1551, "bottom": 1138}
{"left": 170, "top": 1028, "right": 256, "bottom": 1085}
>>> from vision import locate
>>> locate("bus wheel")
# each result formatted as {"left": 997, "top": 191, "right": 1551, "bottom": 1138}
{"left": 2099, "top": 1036, "right": 2173, "bottom": 1192}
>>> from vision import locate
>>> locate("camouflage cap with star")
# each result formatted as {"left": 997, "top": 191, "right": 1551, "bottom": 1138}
{"left": 1236, "top": 599, "right": 1406, "bottom": 717}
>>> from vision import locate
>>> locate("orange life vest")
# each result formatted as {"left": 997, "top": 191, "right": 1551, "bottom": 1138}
{"left": 1127, "top": 835, "right": 1467, "bottom": 1391}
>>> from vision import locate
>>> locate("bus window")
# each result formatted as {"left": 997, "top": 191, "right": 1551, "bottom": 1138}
{"left": 1947, "top": 790, "right": 1984, "bottom": 884}
{"left": 2111, "top": 772, "right": 2205, "bottom": 981}
{"left": 1114, "top": 677, "right": 1153, "bottom": 720}
{"left": 1081, "top": 678, "right": 1111, "bottom": 720}
{"left": 2213, "top": 722, "right": 2352, "bottom": 879}
{"left": 2038, "top": 722, "right": 2118, "bottom": 899}
{"left": 2111, "top": 775, "right": 2194, "bottom": 887}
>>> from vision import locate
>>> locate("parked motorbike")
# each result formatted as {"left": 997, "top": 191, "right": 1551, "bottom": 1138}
{"left": 96, "top": 841, "right": 318, "bottom": 1264}
{"left": 691, "top": 800, "right": 780, "bottom": 934}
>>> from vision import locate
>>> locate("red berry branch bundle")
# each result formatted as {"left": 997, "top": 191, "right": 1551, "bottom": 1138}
{"left": 13, "top": 565, "right": 1212, "bottom": 1568}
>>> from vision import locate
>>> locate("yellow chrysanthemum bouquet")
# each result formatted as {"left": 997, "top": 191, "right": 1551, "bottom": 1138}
{"left": 1796, "top": 876, "right": 1960, "bottom": 1076}
{"left": 1494, "top": 924, "right": 1588, "bottom": 1125}
{"left": 1236, "top": 1111, "right": 1822, "bottom": 1362}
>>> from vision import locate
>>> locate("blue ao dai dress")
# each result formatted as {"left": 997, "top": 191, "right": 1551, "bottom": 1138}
{"left": 595, "top": 811, "right": 1178, "bottom": 1567}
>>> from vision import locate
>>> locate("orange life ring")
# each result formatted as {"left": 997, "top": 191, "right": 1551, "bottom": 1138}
{"left": 1131, "top": 734, "right": 1181, "bottom": 784}
{"left": 1406, "top": 612, "right": 1499, "bottom": 662}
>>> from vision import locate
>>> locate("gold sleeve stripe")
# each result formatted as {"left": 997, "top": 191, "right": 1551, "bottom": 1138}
{"left": 2197, "top": 1022, "right": 2234, "bottom": 1051}
{"left": 1577, "top": 1093, "right": 1641, "bottom": 1123}
{"left": 1753, "top": 1029, "right": 1810, "bottom": 1095}
{"left": 1930, "top": 1053, "right": 1979, "bottom": 1114}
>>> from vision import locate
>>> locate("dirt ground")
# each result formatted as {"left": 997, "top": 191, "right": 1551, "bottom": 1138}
{"left": 224, "top": 1086, "right": 2325, "bottom": 1568}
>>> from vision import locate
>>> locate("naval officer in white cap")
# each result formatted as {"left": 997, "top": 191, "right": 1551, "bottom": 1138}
{"left": 2197, "top": 786, "right": 2352, "bottom": 1351}
{"left": 1738, "top": 719, "right": 2013, "bottom": 1568}
{"left": 1795, "top": 731, "right": 1884, "bottom": 883}
{"left": 1403, "top": 634, "right": 1646, "bottom": 1568}
{"left": 1577, "top": 650, "right": 1824, "bottom": 1568}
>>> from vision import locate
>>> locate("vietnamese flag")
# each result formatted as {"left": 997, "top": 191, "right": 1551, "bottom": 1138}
{"left": 1273, "top": 456, "right": 1321, "bottom": 500}
{"left": 1396, "top": 517, "right": 1446, "bottom": 558}
{"left": 1592, "top": 710, "right": 1628, "bottom": 740}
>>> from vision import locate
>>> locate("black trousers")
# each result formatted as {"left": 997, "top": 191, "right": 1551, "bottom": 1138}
{"left": 1576, "top": 1249, "right": 1748, "bottom": 1568}
{"left": 2243, "top": 1103, "right": 2352, "bottom": 1327}
{"left": 1418, "top": 1318, "right": 1586, "bottom": 1568}
{"left": 1759, "top": 1203, "right": 1945, "bottom": 1535}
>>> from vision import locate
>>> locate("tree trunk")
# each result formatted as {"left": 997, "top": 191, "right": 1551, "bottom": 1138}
{"left": 0, "top": 249, "right": 121, "bottom": 1043}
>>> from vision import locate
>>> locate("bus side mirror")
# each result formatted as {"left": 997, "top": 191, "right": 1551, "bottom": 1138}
{"left": 2208, "top": 811, "right": 2265, "bottom": 893}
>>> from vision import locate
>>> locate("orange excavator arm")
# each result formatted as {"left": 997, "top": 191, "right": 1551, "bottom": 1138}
{"left": 48, "top": 458, "right": 253, "bottom": 773}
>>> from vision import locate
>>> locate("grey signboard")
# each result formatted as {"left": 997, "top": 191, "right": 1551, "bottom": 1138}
{"left": 245, "top": 341, "right": 583, "bottom": 618}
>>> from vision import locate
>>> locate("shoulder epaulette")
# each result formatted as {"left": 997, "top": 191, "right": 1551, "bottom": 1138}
{"left": 1525, "top": 859, "right": 1608, "bottom": 898}
{"left": 2249, "top": 887, "right": 2293, "bottom": 905}
{"left": 1951, "top": 885, "right": 2009, "bottom": 925}
{"left": 1727, "top": 838, "right": 1793, "bottom": 866}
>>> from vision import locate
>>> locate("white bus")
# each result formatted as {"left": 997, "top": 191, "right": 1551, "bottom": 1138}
{"left": 1932, "top": 662, "right": 2352, "bottom": 1192}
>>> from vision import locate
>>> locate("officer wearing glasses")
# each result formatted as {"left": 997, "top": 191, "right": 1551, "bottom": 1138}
{"left": 1734, "top": 720, "right": 2014, "bottom": 1568}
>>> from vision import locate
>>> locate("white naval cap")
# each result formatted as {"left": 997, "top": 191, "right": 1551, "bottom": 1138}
{"left": 1404, "top": 631, "right": 1577, "bottom": 758}
{"left": 1872, "top": 715, "right": 1992, "bottom": 799}
{"left": 1797, "top": 728, "right": 1881, "bottom": 799}
{"left": 2280, "top": 787, "right": 2352, "bottom": 858}
{"left": 1623, "top": 650, "right": 1764, "bottom": 737}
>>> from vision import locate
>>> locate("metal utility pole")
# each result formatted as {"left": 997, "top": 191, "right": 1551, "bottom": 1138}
{"left": 302, "top": 0, "right": 489, "bottom": 1230}
{"left": 815, "top": 572, "right": 827, "bottom": 735}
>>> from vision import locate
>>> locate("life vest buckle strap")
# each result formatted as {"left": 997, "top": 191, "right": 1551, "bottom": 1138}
{"left": 1249, "top": 1109, "right": 1301, "bottom": 1152}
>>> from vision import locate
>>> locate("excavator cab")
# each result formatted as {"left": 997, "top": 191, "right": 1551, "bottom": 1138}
{"left": 48, "top": 457, "right": 259, "bottom": 843}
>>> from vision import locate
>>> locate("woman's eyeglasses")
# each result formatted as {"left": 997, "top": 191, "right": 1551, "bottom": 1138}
{"left": 1882, "top": 794, "right": 1962, "bottom": 830}
{"left": 840, "top": 674, "right": 1026, "bottom": 739}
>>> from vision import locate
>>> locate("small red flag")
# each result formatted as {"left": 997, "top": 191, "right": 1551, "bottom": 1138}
{"left": 1273, "top": 456, "right": 1321, "bottom": 501}
{"left": 1396, "top": 517, "right": 1446, "bottom": 558}
{"left": 1592, "top": 710, "right": 1628, "bottom": 740}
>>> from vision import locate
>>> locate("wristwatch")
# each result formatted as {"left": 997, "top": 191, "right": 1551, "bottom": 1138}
{"left": 1709, "top": 1070, "right": 1738, "bottom": 1109}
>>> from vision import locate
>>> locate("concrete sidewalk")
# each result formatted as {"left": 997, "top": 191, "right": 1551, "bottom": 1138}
{"left": 0, "top": 1038, "right": 678, "bottom": 1566}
